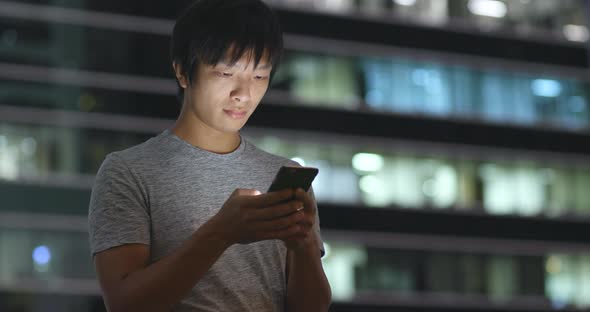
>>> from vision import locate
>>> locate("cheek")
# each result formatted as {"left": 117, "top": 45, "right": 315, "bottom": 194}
{"left": 191, "top": 84, "right": 227, "bottom": 108}
{"left": 253, "top": 82, "right": 269, "bottom": 98}
{"left": 209, "top": 82, "right": 236, "bottom": 102}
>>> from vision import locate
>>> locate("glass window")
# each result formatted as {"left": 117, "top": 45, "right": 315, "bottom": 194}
{"left": 0, "top": 228, "right": 94, "bottom": 281}
{"left": 0, "top": 17, "right": 170, "bottom": 77}
{"left": 273, "top": 52, "right": 590, "bottom": 131}
{"left": 2, "top": 123, "right": 590, "bottom": 219}
{"left": 268, "top": 0, "right": 589, "bottom": 43}
{"left": 321, "top": 239, "right": 590, "bottom": 309}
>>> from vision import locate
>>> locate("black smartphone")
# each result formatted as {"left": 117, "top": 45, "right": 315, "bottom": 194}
{"left": 267, "top": 166, "right": 319, "bottom": 193}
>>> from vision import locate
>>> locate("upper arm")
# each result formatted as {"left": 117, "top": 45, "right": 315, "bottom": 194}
{"left": 94, "top": 243, "right": 150, "bottom": 307}
{"left": 88, "top": 153, "right": 151, "bottom": 262}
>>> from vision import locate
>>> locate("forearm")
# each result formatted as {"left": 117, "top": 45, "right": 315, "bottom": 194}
{"left": 108, "top": 218, "right": 229, "bottom": 312}
{"left": 286, "top": 237, "right": 332, "bottom": 312}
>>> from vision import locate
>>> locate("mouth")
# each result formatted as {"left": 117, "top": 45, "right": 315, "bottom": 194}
{"left": 223, "top": 109, "right": 248, "bottom": 120}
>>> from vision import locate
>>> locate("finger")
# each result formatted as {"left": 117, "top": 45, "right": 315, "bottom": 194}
{"left": 255, "top": 210, "right": 304, "bottom": 232}
{"left": 246, "top": 188, "right": 295, "bottom": 207}
{"left": 260, "top": 224, "right": 305, "bottom": 241}
{"left": 251, "top": 200, "right": 304, "bottom": 221}
{"left": 281, "top": 229, "right": 309, "bottom": 241}
{"left": 296, "top": 214, "right": 315, "bottom": 229}
{"left": 294, "top": 188, "right": 315, "bottom": 213}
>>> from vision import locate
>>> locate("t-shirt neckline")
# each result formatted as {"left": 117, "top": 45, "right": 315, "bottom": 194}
{"left": 160, "top": 128, "right": 246, "bottom": 161}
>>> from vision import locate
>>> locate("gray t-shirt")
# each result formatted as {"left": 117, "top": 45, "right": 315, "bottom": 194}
{"left": 88, "top": 129, "right": 323, "bottom": 311}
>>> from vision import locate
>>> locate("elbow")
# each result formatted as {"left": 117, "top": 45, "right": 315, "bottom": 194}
{"left": 104, "top": 295, "right": 168, "bottom": 312}
{"left": 104, "top": 300, "right": 146, "bottom": 312}
{"left": 316, "top": 277, "right": 332, "bottom": 312}
{"left": 101, "top": 280, "right": 170, "bottom": 312}
{"left": 102, "top": 299, "right": 121, "bottom": 312}
{"left": 101, "top": 291, "right": 140, "bottom": 312}
{"left": 102, "top": 293, "right": 129, "bottom": 312}
{"left": 287, "top": 287, "right": 332, "bottom": 312}
{"left": 100, "top": 281, "right": 130, "bottom": 312}
{"left": 320, "top": 287, "right": 332, "bottom": 312}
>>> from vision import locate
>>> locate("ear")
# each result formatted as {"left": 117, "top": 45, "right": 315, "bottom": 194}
{"left": 172, "top": 62, "right": 188, "bottom": 89}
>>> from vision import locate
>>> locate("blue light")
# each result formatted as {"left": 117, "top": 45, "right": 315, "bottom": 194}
{"left": 411, "top": 69, "right": 428, "bottom": 86}
{"left": 568, "top": 96, "right": 587, "bottom": 113}
{"left": 531, "top": 79, "right": 562, "bottom": 97}
{"left": 550, "top": 299, "right": 567, "bottom": 310}
{"left": 365, "top": 90, "right": 384, "bottom": 106}
{"left": 32, "top": 245, "right": 51, "bottom": 265}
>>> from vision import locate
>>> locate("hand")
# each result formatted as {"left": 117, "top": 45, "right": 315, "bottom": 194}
{"left": 210, "top": 188, "right": 308, "bottom": 246}
{"left": 281, "top": 188, "right": 316, "bottom": 252}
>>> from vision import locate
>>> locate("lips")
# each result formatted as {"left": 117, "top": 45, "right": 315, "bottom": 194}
{"left": 223, "top": 109, "right": 247, "bottom": 119}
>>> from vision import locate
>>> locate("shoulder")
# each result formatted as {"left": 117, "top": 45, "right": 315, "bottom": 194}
{"left": 103, "top": 132, "right": 167, "bottom": 168}
{"left": 243, "top": 138, "right": 301, "bottom": 168}
{"left": 95, "top": 132, "right": 166, "bottom": 182}
{"left": 111, "top": 134, "right": 164, "bottom": 165}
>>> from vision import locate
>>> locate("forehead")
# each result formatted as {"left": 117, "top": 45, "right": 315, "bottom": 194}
{"left": 216, "top": 46, "right": 272, "bottom": 69}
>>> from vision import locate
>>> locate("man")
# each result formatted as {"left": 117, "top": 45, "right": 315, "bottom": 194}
{"left": 87, "top": 0, "right": 332, "bottom": 311}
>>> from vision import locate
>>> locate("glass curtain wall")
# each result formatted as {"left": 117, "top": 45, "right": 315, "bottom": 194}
{"left": 266, "top": 0, "right": 588, "bottom": 42}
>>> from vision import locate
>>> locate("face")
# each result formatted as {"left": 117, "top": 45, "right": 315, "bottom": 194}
{"left": 174, "top": 49, "right": 272, "bottom": 135}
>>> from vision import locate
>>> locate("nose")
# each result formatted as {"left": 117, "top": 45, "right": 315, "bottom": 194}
{"left": 231, "top": 81, "right": 251, "bottom": 103}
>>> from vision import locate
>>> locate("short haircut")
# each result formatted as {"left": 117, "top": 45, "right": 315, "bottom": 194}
{"left": 170, "top": 0, "right": 284, "bottom": 103}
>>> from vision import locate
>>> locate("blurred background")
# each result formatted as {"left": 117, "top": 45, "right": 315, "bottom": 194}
{"left": 1, "top": 0, "right": 590, "bottom": 311}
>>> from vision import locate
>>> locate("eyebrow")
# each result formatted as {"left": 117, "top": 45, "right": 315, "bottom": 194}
{"left": 218, "top": 61, "right": 272, "bottom": 70}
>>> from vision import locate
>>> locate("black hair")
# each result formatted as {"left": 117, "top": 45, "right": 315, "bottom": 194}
{"left": 170, "top": 0, "right": 284, "bottom": 103}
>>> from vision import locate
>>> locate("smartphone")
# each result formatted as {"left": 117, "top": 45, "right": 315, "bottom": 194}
{"left": 267, "top": 166, "right": 319, "bottom": 193}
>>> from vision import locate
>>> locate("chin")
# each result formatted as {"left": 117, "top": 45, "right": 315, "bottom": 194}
{"left": 224, "top": 120, "right": 249, "bottom": 132}
{"left": 218, "top": 124, "right": 246, "bottom": 134}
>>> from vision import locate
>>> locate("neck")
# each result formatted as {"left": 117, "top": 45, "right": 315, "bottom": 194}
{"left": 170, "top": 106, "right": 241, "bottom": 155}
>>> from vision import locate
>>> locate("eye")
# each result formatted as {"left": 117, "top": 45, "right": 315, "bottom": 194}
{"left": 216, "top": 71, "right": 233, "bottom": 78}
{"left": 254, "top": 75, "right": 269, "bottom": 80}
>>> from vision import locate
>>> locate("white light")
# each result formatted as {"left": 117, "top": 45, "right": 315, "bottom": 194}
{"left": 0, "top": 139, "right": 18, "bottom": 180}
{"left": 394, "top": 0, "right": 417, "bottom": 6}
{"left": 546, "top": 255, "right": 562, "bottom": 274}
{"left": 422, "top": 179, "right": 436, "bottom": 197}
{"left": 467, "top": 0, "right": 507, "bottom": 18}
{"left": 33, "top": 245, "right": 51, "bottom": 265}
{"left": 290, "top": 157, "right": 306, "bottom": 166}
{"left": 322, "top": 242, "right": 331, "bottom": 259}
{"left": 323, "top": 0, "right": 353, "bottom": 12}
{"left": 563, "top": 24, "right": 589, "bottom": 42}
{"left": 359, "top": 175, "right": 381, "bottom": 194}
{"left": 532, "top": 79, "right": 562, "bottom": 97}
{"left": 352, "top": 153, "right": 384, "bottom": 172}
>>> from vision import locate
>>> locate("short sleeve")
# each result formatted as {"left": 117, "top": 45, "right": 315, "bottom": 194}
{"left": 88, "top": 153, "right": 150, "bottom": 257}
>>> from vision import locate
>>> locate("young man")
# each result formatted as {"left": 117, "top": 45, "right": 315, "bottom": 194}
{"left": 87, "top": 0, "right": 331, "bottom": 311}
